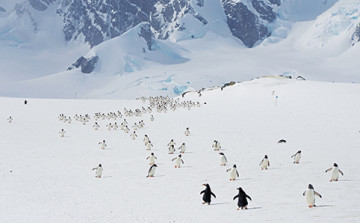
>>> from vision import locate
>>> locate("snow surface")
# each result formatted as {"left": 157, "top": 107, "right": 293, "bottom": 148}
{"left": 1, "top": 77, "right": 360, "bottom": 222}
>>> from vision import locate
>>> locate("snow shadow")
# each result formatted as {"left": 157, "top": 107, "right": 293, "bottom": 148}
{"left": 316, "top": 204, "right": 333, "bottom": 208}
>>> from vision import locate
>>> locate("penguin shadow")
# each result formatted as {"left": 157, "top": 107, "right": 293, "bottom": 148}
{"left": 240, "top": 178, "right": 252, "bottom": 181}
{"left": 246, "top": 206, "right": 262, "bottom": 210}
{"left": 102, "top": 176, "right": 113, "bottom": 178}
{"left": 316, "top": 204, "right": 333, "bottom": 208}
{"left": 338, "top": 179, "right": 353, "bottom": 182}
{"left": 210, "top": 202, "right": 230, "bottom": 206}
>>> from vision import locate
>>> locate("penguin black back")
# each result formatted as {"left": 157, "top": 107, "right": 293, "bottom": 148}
{"left": 200, "top": 184, "right": 216, "bottom": 204}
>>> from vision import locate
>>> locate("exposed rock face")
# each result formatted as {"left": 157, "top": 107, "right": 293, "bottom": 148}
{"left": 68, "top": 56, "right": 99, "bottom": 74}
{"left": 29, "top": 0, "right": 56, "bottom": 11}
{"left": 222, "top": 0, "right": 280, "bottom": 47}
{"left": 352, "top": 23, "right": 360, "bottom": 45}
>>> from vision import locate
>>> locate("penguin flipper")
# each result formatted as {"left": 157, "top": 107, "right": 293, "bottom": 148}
{"left": 246, "top": 195, "right": 252, "bottom": 201}
{"left": 200, "top": 190, "right": 205, "bottom": 195}
{"left": 339, "top": 169, "right": 344, "bottom": 175}
{"left": 315, "top": 191, "right": 322, "bottom": 198}
{"left": 325, "top": 168, "right": 332, "bottom": 173}
{"left": 233, "top": 195, "right": 239, "bottom": 200}
{"left": 211, "top": 192, "right": 216, "bottom": 198}
{"left": 236, "top": 170, "right": 240, "bottom": 177}
{"left": 303, "top": 191, "right": 306, "bottom": 196}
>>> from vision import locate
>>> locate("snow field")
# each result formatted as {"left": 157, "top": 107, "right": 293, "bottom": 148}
{"left": 1, "top": 77, "right": 360, "bottom": 222}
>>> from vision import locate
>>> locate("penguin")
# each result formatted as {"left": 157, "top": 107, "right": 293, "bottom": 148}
{"left": 259, "top": 155, "right": 270, "bottom": 170}
{"left": 130, "top": 131, "right": 138, "bottom": 140}
{"left": 233, "top": 187, "right": 252, "bottom": 210}
{"left": 147, "top": 164, "right": 157, "bottom": 177}
{"left": 93, "top": 122, "right": 100, "bottom": 130}
{"left": 167, "top": 139, "right": 176, "bottom": 147}
{"left": 212, "top": 140, "right": 221, "bottom": 151}
{"left": 303, "top": 184, "right": 322, "bottom": 208}
{"left": 92, "top": 164, "right": 103, "bottom": 178}
{"left": 325, "top": 163, "right": 344, "bottom": 182}
{"left": 168, "top": 145, "right": 175, "bottom": 154}
{"left": 291, "top": 150, "right": 301, "bottom": 164}
{"left": 172, "top": 154, "right": 184, "bottom": 168}
{"left": 98, "top": 140, "right": 107, "bottom": 150}
{"left": 143, "top": 135, "right": 150, "bottom": 146}
{"left": 184, "top": 127, "right": 190, "bottom": 136}
{"left": 150, "top": 115, "right": 154, "bottom": 121}
{"left": 226, "top": 164, "right": 239, "bottom": 181}
{"left": 7, "top": 116, "right": 13, "bottom": 123}
{"left": 219, "top": 152, "right": 227, "bottom": 166}
{"left": 146, "top": 152, "right": 157, "bottom": 165}
{"left": 278, "top": 139, "right": 286, "bottom": 143}
{"left": 59, "top": 129, "right": 65, "bottom": 137}
{"left": 178, "top": 143, "right": 186, "bottom": 153}
{"left": 146, "top": 141, "right": 153, "bottom": 150}
{"left": 200, "top": 184, "right": 216, "bottom": 205}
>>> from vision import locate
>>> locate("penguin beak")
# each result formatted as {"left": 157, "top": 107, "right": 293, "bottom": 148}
{"left": 202, "top": 184, "right": 205, "bottom": 186}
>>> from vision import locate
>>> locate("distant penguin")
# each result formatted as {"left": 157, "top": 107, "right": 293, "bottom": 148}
{"left": 150, "top": 115, "right": 154, "bottom": 121}
{"left": 172, "top": 154, "right": 184, "bottom": 168}
{"left": 143, "top": 135, "right": 150, "bottom": 146}
{"left": 146, "top": 152, "right": 157, "bottom": 165}
{"left": 92, "top": 164, "right": 103, "bottom": 178}
{"left": 212, "top": 140, "right": 221, "bottom": 151}
{"left": 291, "top": 150, "right": 301, "bottom": 164}
{"left": 7, "top": 116, "right": 13, "bottom": 123}
{"left": 24, "top": 100, "right": 27, "bottom": 105}
{"left": 93, "top": 122, "right": 100, "bottom": 130}
{"left": 184, "top": 127, "right": 190, "bottom": 136}
{"left": 178, "top": 143, "right": 186, "bottom": 153}
{"left": 233, "top": 187, "right": 252, "bottom": 210}
{"left": 147, "top": 164, "right": 157, "bottom": 177}
{"left": 303, "top": 184, "right": 322, "bottom": 208}
{"left": 259, "top": 155, "right": 270, "bottom": 170}
{"left": 130, "top": 131, "right": 138, "bottom": 140}
{"left": 167, "top": 139, "right": 176, "bottom": 147}
{"left": 226, "top": 164, "right": 239, "bottom": 181}
{"left": 219, "top": 152, "right": 227, "bottom": 166}
{"left": 146, "top": 141, "right": 153, "bottom": 150}
{"left": 168, "top": 145, "right": 175, "bottom": 154}
{"left": 98, "top": 140, "right": 107, "bottom": 150}
{"left": 325, "top": 163, "right": 344, "bottom": 182}
{"left": 200, "top": 184, "right": 216, "bottom": 205}
{"left": 278, "top": 139, "right": 286, "bottom": 143}
{"left": 59, "top": 129, "right": 65, "bottom": 137}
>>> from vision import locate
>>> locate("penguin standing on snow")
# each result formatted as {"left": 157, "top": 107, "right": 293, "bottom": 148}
{"left": 325, "top": 163, "right": 344, "bottom": 182}
{"left": 184, "top": 127, "right": 190, "bottom": 136}
{"left": 259, "top": 155, "right": 270, "bottom": 170}
{"left": 227, "top": 164, "right": 240, "bottom": 181}
{"left": 219, "top": 152, "right": 227, "bottom": 166}
{"left": 92, "top": 164, "right": 103, "bottom": 178}
{"left": 291, "top": 150, "right": 301, "bottom": 164}
{"left": 200, "top": 184, "right": 216, "bottom": 205}
{"left": 303, "top": 184, "right": 322, "bottom": 208}
{"left": 130, "top": 131, "right": 138, "bottom": 140}
{"left": 168, "top": 145, "right": 175, "bottom": 154}
{"left": 98, "top": 140, "right": 107, "bottom": 150}
{"left": 93, "top": 122, "right": 100, "bottom": 130}
{"left": 233, "top": 187, "right": 252, "bottom": 210}
{"left": 59, "top": 129, "right": 65, "bottom": 137}
{"left": 172, "top": 154, "right": 184, "bottom": 168}
{"left": 212, "top": 140, "right": 221, "bottom": 151}
{"left": 146, "top": 141, "right": 153, "bottom": 150}
{"left": 167, "top": 139, "right": 176, "bottom": 147}
{"left": 178, "top": 143, "right": 186, "bottom": 153}
{"left": 147, "top": 164, "right": 158, "bottom": 177}
{"left": 146, "top": 153, "right": 157, "bottom": 165}
{"left": 143, "top": 135, "right": 150, "bottom": 146}
{"left": 150, "top": 115, "right": 154, "bottom": 121}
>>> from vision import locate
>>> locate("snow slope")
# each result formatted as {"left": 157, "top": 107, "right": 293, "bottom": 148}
{"left": 1, "top": 77, "right": 360, "bottom": 222}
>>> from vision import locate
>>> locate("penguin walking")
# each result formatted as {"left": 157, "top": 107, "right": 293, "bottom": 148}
{"left": 146, "top": 141, "right": 153, "bottom": 150}
{"left": 325, "top": 163, "right": 344, "bottom": 182}
{"left": 233, "top": 187, "right": 252, "bottom": 210}
{"left": 146, "top": 153, "right": 157, "bottom": 165}
{"left": 7, "top": 116, "right": 13, "bottom": 123}
{"left": 93, "top": 122, "right": 100, "bottom": 130}
{"left": 226, "top": 164, "right": 239, "bottom": 181}
{"left": 184, "top": 127, "right": 190, "bottom": 136}
{"left": 212, "top": 140, "right": 221, "bottom": 151}
{"left": 168, "top": 145, "right": 175, "bottom": 154}
{"left": 59, "top": 129, "right": 65, "bottom": 137}
{"left": 147, "top": 164, "right": 157, "bottom": 177}
{"left": 167, "top": 139, "right": 176, "bottom": 147}
{"left": 200, "top": 184, "right": 216, "bottom": 205}
{"left": 303, "top": 184, "right": 322, "bottom": 208}
{"left": 219, "top": 152, "right": 227, "bottom": 166}
{"left": 178, "top": 143, "right": 186, "bottom": 153}
{"left": 98, "top": 140, "right": 107, "bottom": 150}
{"left": 150, "top": 115, "right": 154, "bottom": 121}
{"left": 143, "top": 135, "right": 150, "bottom": 146}
{"left": 291, "top": 150, "right": 301, "bottom": 164}
{"left": 172, "top": 154, "right": 184, "bottom": 168}
{"left": 130, "top": 131, "right": 138, "bottom": 140}
{"left": 259, "top": 155, "right": 270, "bottom": 170}
{"left": 92, "top": 164, "right": 103, "bottom": 178}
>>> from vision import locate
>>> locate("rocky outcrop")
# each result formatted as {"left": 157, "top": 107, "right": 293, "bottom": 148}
{"left": 68, "top": 56, "right": 99, "bottom": 74}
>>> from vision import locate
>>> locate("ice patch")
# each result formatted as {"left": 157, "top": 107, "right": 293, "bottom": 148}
{"left": 173, "top": 86, "right": 188, "bottom": 94}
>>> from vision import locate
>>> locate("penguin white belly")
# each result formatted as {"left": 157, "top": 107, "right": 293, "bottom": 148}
{"left": 96, "top": 167, "right": 103, "bottom": 177}
{"left": 294, "top": 154, "right": 301, "bottom": 163}
{"left": 261, "top": 160, "right": 268, "bottom": 169}
{"left": 176, "top": 158, "right": 181, "bottom": 167}
{"left": 305, "top": 190, "right": 315, "bottom": 205}
{"left": 169, "top": 147, "right": 175, "bottom": 154}
{"left": 220, "top": 156, "right": 227, "bottom": 165}
{"left": 148, "top": 167, "right": 156, "bottom": 176}
{"left": 180, "top": 146, "right": 186, "bottom": 153}
{"left": 230, "top": 169, "right": 237, "bottom": 180}
{"left": 149, "top": 156, "right": 156, "bottom": 164}
{"left": 331, "top": 168, "right": 339, "bottom": 181}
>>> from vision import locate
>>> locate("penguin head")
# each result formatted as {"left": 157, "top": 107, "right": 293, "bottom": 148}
{"left": 237, "top": 187, "right": 244, "bottom": 192}
{"left": 298, "top": 150, "right": 302, "bottom": 153}
{"left": 219, "top": 152, "right": 224, "bottom": 155}
{"left": 178, "top": 154, "right": 182, "bottom": 157}
{"left": 233, "top": 164, "right": 237, "bottom": 168}
{"left": 151, "top": 152, "right": 154, "bottom": 155}
{"left": 308, "top": 184, "right": 314, "bottom": 189}
{"left": 99, "top": 164, "right": 102, "bottom": 167}
{"left": 152, "top": 164, "right": 158, "bottom": 167}
{"left": 103, "top": 140, "right": 105, "bottom": 142}
{"left": 333, "top": 163, "right": 338, "bottom": 167}
{"left": 265, "top": 155, "right": 268, "bottom": 158}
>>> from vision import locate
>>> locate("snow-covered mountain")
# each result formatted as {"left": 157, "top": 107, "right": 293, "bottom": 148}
{"left": 0, "top": 0, "right": 360, "bottom": 99}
